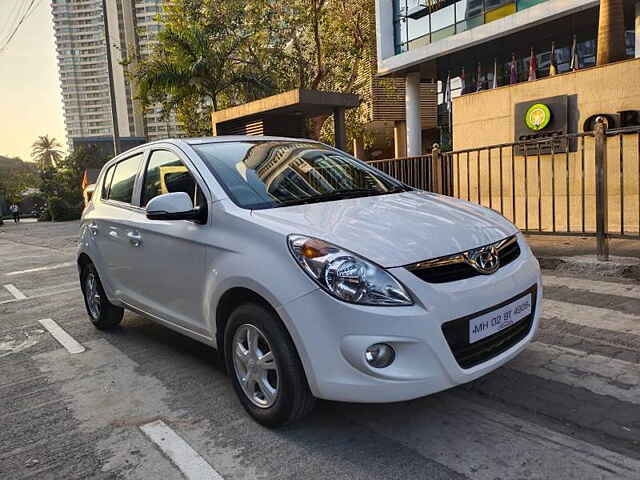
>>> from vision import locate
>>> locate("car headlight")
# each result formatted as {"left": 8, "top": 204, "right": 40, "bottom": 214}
{"left": 287, "top": 235, "right": 413, "bottom": 306}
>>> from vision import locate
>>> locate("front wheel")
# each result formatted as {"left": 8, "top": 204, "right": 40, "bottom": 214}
{"left": 81, "top": 263, "right": 124, "bottom": 330}
{"left": 225, "top": 303, "right": 315, "bottom": 427}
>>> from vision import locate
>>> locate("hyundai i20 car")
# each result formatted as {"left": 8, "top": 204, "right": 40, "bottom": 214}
{"left": 78, "top": 137, "right": 542, "bottom": 426}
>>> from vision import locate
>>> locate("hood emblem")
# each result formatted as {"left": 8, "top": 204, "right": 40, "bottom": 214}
{"left": 465, "top": 245, "right": 500, "bottom": 274}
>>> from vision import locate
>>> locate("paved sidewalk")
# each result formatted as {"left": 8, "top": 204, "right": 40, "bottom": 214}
{"left": 1, "top": 219, "right": 639, "bottom": 480}
{"left": 526, "top": 234, "right": 640, "bottom": 259}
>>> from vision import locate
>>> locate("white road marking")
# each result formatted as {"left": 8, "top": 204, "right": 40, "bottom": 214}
{"left": 140, "top": 420, "right": 224, "bottom": 480}
{"left": 3, "top": 284, "right": 27, "bottom": 300}
{"left": 38, "top": 318, "right": 85, "bottom": 354}
{"left": 543, "top": 299, "right": 640, "bottom": 335}
{"left": 511, "top": 341, "right": 640, "bottom": 405}
{"left": 0, "top": 287, "right": 78, "bottom": 305}
{"left": 5, "top": 262, "right": 75, "bottom": 276}
{"left": 544, "top": 275, "right": 640, "bottom": 299}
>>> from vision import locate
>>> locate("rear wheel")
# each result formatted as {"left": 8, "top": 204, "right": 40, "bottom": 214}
{"left": 81, "top": 263, "right": 123, "bottom": 330}
{"left": 225, "top": 302, "right": 315, "bottom": 427}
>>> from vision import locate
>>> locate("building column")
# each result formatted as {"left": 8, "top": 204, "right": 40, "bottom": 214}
{"left": 636, "top": 1, "right": 640, "bottom": 58}
{"left": 394, "top": 121, "right": 407, "bottom": 158}
{"left": 405, "top": 72, "right": 422, "bottom": 157}
{"left": 596, "top": 0, "right": 626, "bottom": 65}
{"left": 334, "top": 107, "right": 346, "bottom": 151}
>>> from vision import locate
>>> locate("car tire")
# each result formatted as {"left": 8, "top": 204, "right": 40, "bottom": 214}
{"left": 80, "top": 263, "right": 124, "bottom": 330}
{"left": 224, "top": 302, "right": 316, "bottom": 427}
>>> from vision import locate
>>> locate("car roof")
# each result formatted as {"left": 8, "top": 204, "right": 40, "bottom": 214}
{"left": 148, "top": 136, "right": 320, "bottom": 146}
{"left": 102, "top": 136, "right": 327, "bottom": 170}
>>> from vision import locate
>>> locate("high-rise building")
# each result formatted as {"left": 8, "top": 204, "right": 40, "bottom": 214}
{"left": 51, "top": 0, "right": 181, "bottom": 152}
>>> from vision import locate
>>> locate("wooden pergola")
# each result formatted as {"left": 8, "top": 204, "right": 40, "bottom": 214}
{"left": 211, "top": 89, "right": 360, "bottom": 151}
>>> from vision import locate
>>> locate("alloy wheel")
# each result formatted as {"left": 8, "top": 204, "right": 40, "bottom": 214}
{"left": 85, "top": 271, "right": 101, "bottom": 319}
{"left": 232, "top": 324, "right": 279, "bottom": 408}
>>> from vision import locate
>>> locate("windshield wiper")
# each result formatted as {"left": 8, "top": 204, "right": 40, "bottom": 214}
{"left": 386, "top": 184, "right": 413, "bottom": 193}
{"left": 276, "top": 189, "right": 383, "bottom": 207}
{"left": 276, "top": 186, "right": 411, "bottom": 207}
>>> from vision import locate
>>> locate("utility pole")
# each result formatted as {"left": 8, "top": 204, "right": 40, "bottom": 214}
{"left": 102, "top": 0, "right": 121, "bottom": 155}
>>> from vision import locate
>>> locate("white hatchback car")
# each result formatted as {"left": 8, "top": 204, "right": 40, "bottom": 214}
{"left": 78, "top": 137, "right": 542, "bottom": 426}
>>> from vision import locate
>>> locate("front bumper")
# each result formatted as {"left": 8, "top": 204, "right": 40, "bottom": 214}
{"left": 276, "top": 236, "right": 542, "bottom": 403}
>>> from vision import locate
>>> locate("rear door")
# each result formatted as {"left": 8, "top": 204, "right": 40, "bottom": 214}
{"left": 93, "top": 151, "right": 146, "bottom": 301}
{"left": 123, "top": 147, "right": 210, "bottom": 335}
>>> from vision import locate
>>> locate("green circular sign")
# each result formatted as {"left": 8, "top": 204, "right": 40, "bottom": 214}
{"left": 525, "top": 103, "right": 552, "bottom": 131}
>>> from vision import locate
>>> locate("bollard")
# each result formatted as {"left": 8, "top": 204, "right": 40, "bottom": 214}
{"left": 431, "top": 143, "right": 443, "bottom": 194}
{"left": 594, "top": 116, "right": 609, "bottom": 261}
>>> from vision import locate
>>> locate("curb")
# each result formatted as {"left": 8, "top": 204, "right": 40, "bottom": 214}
{"left": 538, "top": 256, "right": 640, "bottom": 281}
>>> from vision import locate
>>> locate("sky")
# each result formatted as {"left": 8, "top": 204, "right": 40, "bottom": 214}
{"left": 0, "top": 0, "right": 66, "bottom": 162}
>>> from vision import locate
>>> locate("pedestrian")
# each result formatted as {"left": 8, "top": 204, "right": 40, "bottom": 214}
{"left": 9, "top": 203, "right": 20, "bottom": 223}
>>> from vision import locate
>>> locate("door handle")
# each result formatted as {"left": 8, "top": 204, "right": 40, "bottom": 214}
{"left": 127, "top": 231, "right": 143, "bottom": 247}
{"left": 87, "top": 223, "right": 98, "bottom": 236}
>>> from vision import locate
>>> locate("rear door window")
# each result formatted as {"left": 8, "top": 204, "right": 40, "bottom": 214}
{"left": 101, "top": 164, "right": 115, "bottom": 199}
{"left": 107, "top": 153, "right": 143, "bottom": 204}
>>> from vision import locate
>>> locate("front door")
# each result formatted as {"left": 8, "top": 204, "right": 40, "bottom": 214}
{"left": 124, "top": 148, "right": 210, "bottom": 335}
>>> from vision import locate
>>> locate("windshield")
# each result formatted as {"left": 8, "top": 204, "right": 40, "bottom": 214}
{"left": 192, "top": 141, "right": 409, "bottom": 210}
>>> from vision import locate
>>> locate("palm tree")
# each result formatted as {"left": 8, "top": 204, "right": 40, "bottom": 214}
{"left": 31, "top": 135, "right": 63, "bottom": 170}
{"left": 596, "top": 0, "right": 626, "bottom": 65}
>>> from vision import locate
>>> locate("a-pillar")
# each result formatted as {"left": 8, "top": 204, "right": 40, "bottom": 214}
{"left": 405, "top": 72, "right": 422, "bottom": 157}
{"left": 334, "top": 107, "right": 346, "bottom": 151}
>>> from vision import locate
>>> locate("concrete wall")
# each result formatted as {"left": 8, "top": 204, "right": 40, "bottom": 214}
{"left": 450, "top": 59, "right": 640, "bottom": 235}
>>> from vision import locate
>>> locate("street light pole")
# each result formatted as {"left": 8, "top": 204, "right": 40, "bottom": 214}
{"left": 102, "top": 0, "right": 121, "bottom": 156}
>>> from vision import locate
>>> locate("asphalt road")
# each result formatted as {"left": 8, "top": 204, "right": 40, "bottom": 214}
{"left": 1, "top": 220, "right": 638, "bottom": 479}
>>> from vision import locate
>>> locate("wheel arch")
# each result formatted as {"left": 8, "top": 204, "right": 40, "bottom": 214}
{"left": 215, "top": 287, "right": 282, "bottom": 362}
{"left": 76, "top": 251, "right": 120, "bottom": 306}
{"left": 214, "top": 285, "right": 319, "bottom": 399}
{"left": 77, "top": 252, "right": 92, "bottom": 271}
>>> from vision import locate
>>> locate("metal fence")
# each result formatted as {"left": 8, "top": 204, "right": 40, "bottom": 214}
{"left": 368, "top": 155, "right": 436, "bottom": 192}
{"left": 369, "top": 121, "right": 640, "bottom": 258}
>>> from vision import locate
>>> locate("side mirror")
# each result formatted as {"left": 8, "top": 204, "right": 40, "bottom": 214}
{"left": 146, "top": 192, "right": 206, "bottom": 223}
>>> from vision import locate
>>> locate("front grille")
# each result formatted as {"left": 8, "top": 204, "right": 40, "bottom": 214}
{"left": 407, "top": 235, "right": 521, "bottom": 284}
{"left": 441, "top": 286, "right": 537, "bottom": 369}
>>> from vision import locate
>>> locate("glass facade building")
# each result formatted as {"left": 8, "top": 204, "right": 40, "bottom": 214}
{"left": 393, "top": 0, "right": 548, "bottom": 53}
{"left": 390, "top": 1, "right": 637, "bottom": 102}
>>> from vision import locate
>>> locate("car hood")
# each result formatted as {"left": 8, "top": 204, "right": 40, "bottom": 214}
{"left": 251, "top": 191, "right": 518, "bottom": 267}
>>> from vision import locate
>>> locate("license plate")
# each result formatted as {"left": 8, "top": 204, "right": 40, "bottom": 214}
{"left": 469, "top": 293, "right": 532, "bottom": 344}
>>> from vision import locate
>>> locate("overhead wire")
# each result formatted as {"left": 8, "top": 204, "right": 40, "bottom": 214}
{"left": 0, "top": 0, "right": 43, "bottom": 55}
{"left": 0, "top": 0, "right": 28, "bottom": 44}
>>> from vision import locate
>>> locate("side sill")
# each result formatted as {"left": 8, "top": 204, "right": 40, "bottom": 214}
{"left": 122, "top": 301, "right": 218, "bottom": 349}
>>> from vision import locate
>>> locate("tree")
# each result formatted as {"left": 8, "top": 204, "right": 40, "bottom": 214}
{"left": 130, "top": 0, "right": 283, "bottom": 135}
{"left": 596, "top": 0, "right": 626, "bottom": 65}
{"left": 36, "top": 145, "right": 109, "bottom": 222}
{"left": 130, "top": 0, "right": 375, "bottom": 143}
{"left": 0, "top": 155, "right": 39, "bottom": 205}
{"left": 31, "top": 135, "right": 64, "bottom": 170}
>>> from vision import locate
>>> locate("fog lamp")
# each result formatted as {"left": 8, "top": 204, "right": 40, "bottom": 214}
{"left": 365, "top": 343, "right": 395, "bottom": 368}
